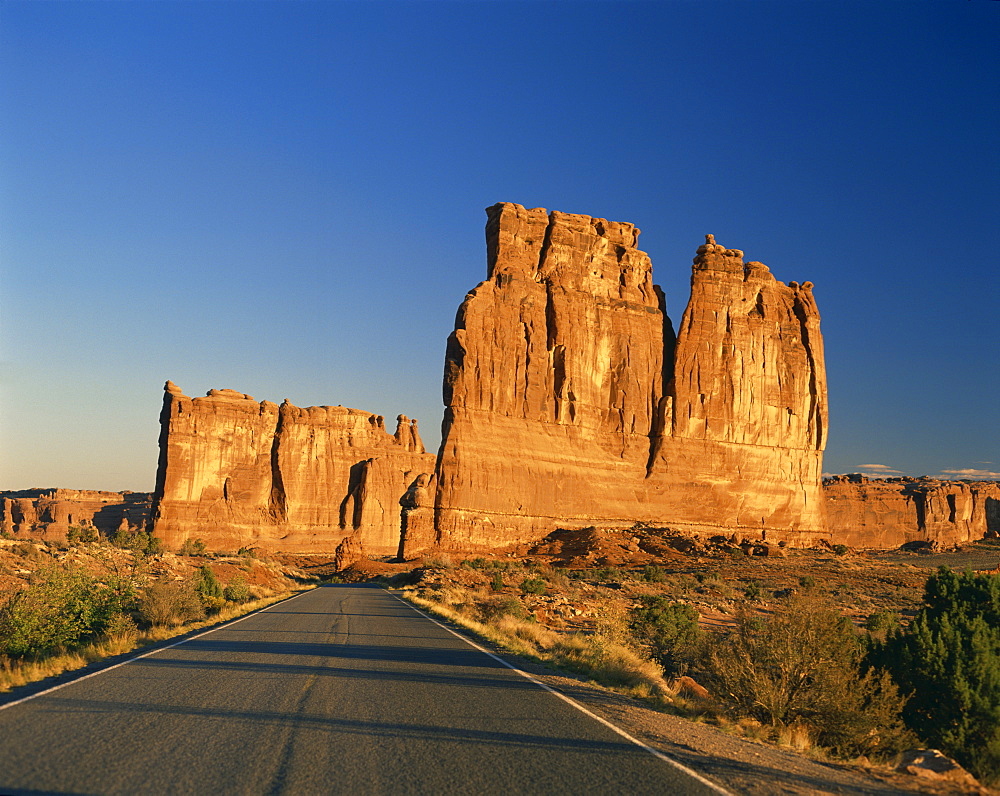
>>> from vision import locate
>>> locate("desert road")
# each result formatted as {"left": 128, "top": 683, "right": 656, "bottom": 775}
{"left": 0, "top": 584, "right": 727, "bottom": 795}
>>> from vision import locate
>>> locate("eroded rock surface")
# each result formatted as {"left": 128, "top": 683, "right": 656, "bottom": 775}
{"left": 150, "top": 383, "right": 435, "bottom": 553}
{"left": 824, "top": 475, "right": 1000, "bottom": 548}
{"left": 428, "top": 203, "right": 829, "bottom": 554}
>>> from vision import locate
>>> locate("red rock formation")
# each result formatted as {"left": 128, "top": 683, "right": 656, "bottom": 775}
{"left": 150, "top": 382, "right": 435, "bottom": 553}
{"left": 427, "top": 203, "right": 829, "bottom": 554}
{"left": 0, "top": 489, "right": 151, "bottom": 540}
{"left": 824, "top": 475, "right": 1000, "bottom": 548}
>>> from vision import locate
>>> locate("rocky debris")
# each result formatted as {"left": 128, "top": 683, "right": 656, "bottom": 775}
{"left": 671, "top": 675, "right": 713, "bottom": 703}
{"left": 150, "top": 383, "right": 435, "bottom": 554}
{"left": 0, "top": 489, "right": 151, "bottom": 541}
{"left": 428, "top": 204, "right": 829, "bottom": 558}
{"left": 895, "top": 749, "right": 981, "bottom": 788}
{"left": 825, "top": 475, "right": 1000, "bottom": 549}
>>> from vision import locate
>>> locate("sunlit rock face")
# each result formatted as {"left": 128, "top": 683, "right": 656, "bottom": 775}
{"left": 824, "top": 475, "right": 1000, "bottom": 548}
{"left": 150, "top": 382, "right": 435, "bottom": 553}
{"left": 428, "top": 203, "right": 829, "bottom": 554}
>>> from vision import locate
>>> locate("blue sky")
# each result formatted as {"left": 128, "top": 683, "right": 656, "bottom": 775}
{"left": 1, "top": 0, "right": 997, "bottom": 492}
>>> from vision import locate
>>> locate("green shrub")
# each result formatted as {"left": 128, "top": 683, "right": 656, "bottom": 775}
{"left": 223, "top": 576, "right": 253, "bottom": 604}
{"left": 864, "top": 609, "right": 900, "bottom": 638}
{"left": 138, "top": 581, "right": 203, "bottom": 627}
{"left": 194, "top": 564, "right": 222, "bottom": 602}
{"left": 111, "top": 527, "right": 163, "bottom": 556}
{"left": 12, "top": 542, "right": 44, "bottom": 561}
{"left": 477, "top": 595, "right": 528, "bottom": 622}
{"left": 703, "top": 594, "right": 910, "bottom": 758}
{"left": 798, "top": 575, "right": 816, "bottom": 589}
{"left": 520, "top": 576, "right": 546, "bottom": 595}
{"left": 629, "top": 596, "right": 701, "bottom": 676}
{"left": 642, "top": 564, "right": 667, "bottom": 583}
{"left": 178, "top": 538, "right": 208, "bottom": 556}
{"left": 102, "top": 612, "right": 138, "bottom": 643}
{"left": 67, "top": 525, "right": 99, "bottom": 544}
{"left": 871, "top": 567, "right": 1000, "bottom": 782}
{"left": 0, "top": 566, "right": 114, "bottom": 658}
{"left": 743, "top": 581, "right": 764, "bottom": 602}
{"left": 832, "top": 544, "right": 849, "bottom": 556}
{"left": 490, "top": 571, "right": 504, "bottom": 592}
{"left": 422, "top": 553, "right": 454, "bottom": 569}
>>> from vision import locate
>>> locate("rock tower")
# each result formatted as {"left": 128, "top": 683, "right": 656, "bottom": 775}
{"left": 424, "top": 203, "right": 829, "bottom": 553}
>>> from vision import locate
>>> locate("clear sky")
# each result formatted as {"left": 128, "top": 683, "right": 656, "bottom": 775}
{"left": 1, "top": 0, "right": 997, "bottom": 492}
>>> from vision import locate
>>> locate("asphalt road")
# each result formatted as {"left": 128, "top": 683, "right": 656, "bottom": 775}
{"left": 0, "top": 585, "right": 726, "bottom": 795}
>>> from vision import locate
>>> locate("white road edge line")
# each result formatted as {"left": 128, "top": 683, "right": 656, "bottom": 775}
{"left": 392, "top": 592, "right": 733, "bottom": 796}
{"left": 0, "top": 592, "right": 302, "bottom": 713}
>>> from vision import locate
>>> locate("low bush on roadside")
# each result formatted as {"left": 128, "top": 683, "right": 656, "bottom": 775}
{"left": 520, "top": 576, "right": 546, "bottom": 595}
{"left": 194, "top": 565, "right": 225, "bottom": 613}
{"left": 629, "top": 596, "right": 701, "bottom": 676}
{"left": 477, "top": 595, "right": 528, "bottom": 623}
{"left": 0, "top": 566, "right": 116, "bottom": 658}
{"left": 701, "top": 594, "right": 911, "bottom": 758}
{"left": 870, "top": 567, "right": 1000, "bottom": 783}
{"left": 223, "top": 576, "right": 253, "bottom": 604}
{"left": 138, "top": 581, "right": 204, "bottom": 627}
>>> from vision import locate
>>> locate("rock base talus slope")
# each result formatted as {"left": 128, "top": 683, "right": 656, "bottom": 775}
{"left": 824, "top": 474, "right": 1000, "bottom": 548}
{"left": 150, "top": 382, "right": 435, "bottom": 553}
{"left": 428, "top": 203, "right": 829, "bottom": 554}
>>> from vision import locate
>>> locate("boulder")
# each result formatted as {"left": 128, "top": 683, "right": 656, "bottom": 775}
{"left": 896, "top": 749, "right": 979, "bottom": 787}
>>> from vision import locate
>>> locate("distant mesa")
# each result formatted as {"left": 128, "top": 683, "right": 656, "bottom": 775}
{"left": 0, "top": 489, "right": 151, "bottom": 540}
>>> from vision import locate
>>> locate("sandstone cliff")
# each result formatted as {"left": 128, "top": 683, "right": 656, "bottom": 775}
{"left": 824, "top": 475, "right": 1000, "bottom": 548}
{"left": 150, "top": 382, "right": 435, "bottom": 553}
{"left": 0, "top": 489, "right": 151, "bottom": 541}
{"left": 425, "top": 203, "right": 828, "bottom": 555}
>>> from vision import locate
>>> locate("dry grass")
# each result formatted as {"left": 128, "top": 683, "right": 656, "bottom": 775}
{"left": 401, "top": 587, "right": 671, "bottom": 701}
{"left": 0, "top": 588, "right": 312, "bottom": 694}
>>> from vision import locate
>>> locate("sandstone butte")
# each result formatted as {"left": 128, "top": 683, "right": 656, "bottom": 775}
{"left": 148, "top": 383, "right": 434, "bottom": 556}
{"left": 0, "top": 489, "right": 150, "bottom": 540}
{"left": 423, "top": 203, "right": 831, "bottom": 556}
{"left": 12, "top": 202, "right": 993, "bottom": 555}
{"left": 824, "top": 474, "right": 1000, "bottom": 549}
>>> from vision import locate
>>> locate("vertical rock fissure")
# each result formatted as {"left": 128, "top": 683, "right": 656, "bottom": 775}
{"left": 792, "top": 294, "right": 823, "bottom": 450}
{"left": 268, "top": 413, "right": 288, "bottom": 523}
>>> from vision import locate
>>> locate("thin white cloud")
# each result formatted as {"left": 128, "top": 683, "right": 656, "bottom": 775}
{"left": 938, "top": 468, "right": 1000, "bottom": 480}
{"left": 855, "top": 464, "right": 905, "bottom": 479}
